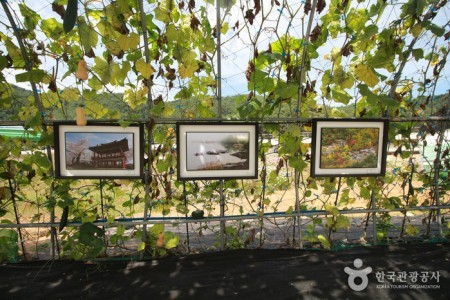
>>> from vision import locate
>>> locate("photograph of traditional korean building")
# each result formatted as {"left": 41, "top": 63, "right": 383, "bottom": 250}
{"left": 89, "top": 138, "right": 131, "bottom": 169}
{"left": 64, "top": 132, "right": 135, "bottom": 170}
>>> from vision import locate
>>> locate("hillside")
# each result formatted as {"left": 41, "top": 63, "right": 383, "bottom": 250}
{"left": 0, "top": 84, "right": 448, "bottom": 122}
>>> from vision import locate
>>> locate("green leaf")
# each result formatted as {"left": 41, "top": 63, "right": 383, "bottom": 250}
{"left": 378, "top": 94, "right": 399, "bottom": 107}
{"left": 123, "top": 86, "right": 148, "bottom": 109}
{"left": 333, "top": 67, "right": 355, "bottom": 89}
{"left": 41, "top": 18, "right": 64, "bottom": 40}
{"left": 197, "top": 103, "right": 215, "bottom": 118}
{"left": 78, "top": 17, "right": 98, "bottom": 53}
{"left": 19, "top": 3, "right": 40, "bottom": 31}
{"left": 317, "top": 234, "right": 331, "bottom": 249}
{"left": 353, "top": 28, "right": 378, "bottom": 53}
{"left": 0, "top": 229, "right": 18, "bottom": 240}
{"left": 331, "top": 88, "right": 351, "bottom": 105}
{"left": 149, "top": 224, "right": 164, "bottom": 236}
{"left": 118, "top": 33, "right": 140, "bottom": 51}
{"left": 0, "top": 229, "right": 18, "bottom": 262}
{"left": 427, "top": 23, "right": 445, "bottom": 37}
{"left": 412, "top": 48, "right": 424, "bottom": 61}
{"left": 274, "top": 82, "right": 298, "bottom": 99}
{"left": 116, "top": 225, "right": 125, "bottom": 236}
{"left": 162, "top": 104, "right": 175, "bottom": 117}
{"left": 221, "top": 22, "right": 229, "bottom": 34}
{"left": 92, "top": 57, "right": 112, "bottom": 84}
{"left": 154, "top": 0, "right": 175, "bottom": 23}
{"left": 405, "top": 224, "right": 419, "bottom": 236}
{"left": 111, "top": 62, "right": 131, "bottom": 86}
{"left": 351, "top": 63, "right": 379, "bottom": 87}
{"left": 179, "top": 64, "right": 197, "bottom": 79}
{"left": 248, "top": 70, "right": 275, "bottom": 94}
{"left": 346, "top": 8, "right": 369, "bottom": 33}
{"left": 60, "top": 87, "right": 80, "bottom": 102}
{"left": 15, "top": 70, "right": 47, "bottom": 83}
{"left": 88, "top": 76, "right": 103, "bottom": 90}
{"left": 81, "top": 215, "right": 97, "bottom": 224}
{"left": 63, "top": 0, "right": 78, "bottom": 33}
{"left": 79, "top": 222, "right": 104, "bottom": 246}
{"left": 325, "top": 204, "right": 339, "bottom": 217}
{"left": 410, "top": 24, "right": 422, "bottom": 38}
{"left": 33, "top": 151, "right": 52, "bottom": 170}
{"left": 137, "top": 241, "right": 146, "bottom": 251}
{"left": 360, "top": 186, "right": 371, "bottom": 199}
{"left": 335, "top": 215, "right": 350, "bottom": 230}
{"left": 135, "top": 59, "right": 154, "bottom": 79}
{"left": 164, "top": 232, "right": 180, "bottom": 249}
{"left": 288, "top": 156, "right": 307, "bottom": 172}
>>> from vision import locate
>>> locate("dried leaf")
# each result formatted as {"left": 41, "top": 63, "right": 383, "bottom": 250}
{"left": 338, "top": 0, "right": 349, "bottom": 11}
{"left": 254, "top": 0, "right": 261, "bottom": 16}
{"left": 245, "top": 61, "right": 255, "bottom": 81}
{"left": 247, "top": 91, "right": 254, "bottom": 101}
{"left": 190, "top": 15, "right": 201, "bottom": 31}
{"left": 165, "top": 66, "right": 176, "bottom": 81}
{"left": 310, "top": 24, "right": 321, "bottom": 42}
{"left": 52, "top": 2, "right": 65, "bottom": 19}
{"left": 359, "top": 108, "right": 367, "bottom": 117}
{"left": 85, "top": 48, "right": 96, "bottom": 58}
{"left": 245, "top": 9, "right": 255, "bottom": 25}
{"left": 48, "top": 78, "right": 57, "bottom": 92}
{"left": 233, "top": 20, "right": 239, "bottom": 30}
{"left": 304, "top": 0, "right": 311, "bottom": 15}
{"left": 445, "top": 31, "right": 450, "bottom": 40}
{"left": 341, "top": 42, "right": 353, "bottom": 56}
{"left": 189, "top": 0, "right": 195, "bottom": 12}
{"left": 317, "top": 0, "right": 326, "bottom": 14}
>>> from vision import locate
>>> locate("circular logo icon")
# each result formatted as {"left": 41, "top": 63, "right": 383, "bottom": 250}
{"left": 344, "top": 258, "right": 372, "bottom": 291}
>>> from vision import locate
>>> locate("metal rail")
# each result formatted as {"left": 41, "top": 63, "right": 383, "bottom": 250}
{"left": 1, "top": 205, "right": 448, "bottom": 229}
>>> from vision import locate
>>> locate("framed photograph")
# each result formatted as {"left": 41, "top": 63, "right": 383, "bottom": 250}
{"left": 176, "top": 122, "right": 258, "bottom": 180}
{"left": 54, "top": 122, "right": 144, "bottom": 179}
{"left": 311, "top": 119, "right": 388, "bottom": 177}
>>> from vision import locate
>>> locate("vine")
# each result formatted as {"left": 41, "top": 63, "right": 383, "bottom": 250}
{"left": 0, "top": 0, "right": 448, "bottom": 260}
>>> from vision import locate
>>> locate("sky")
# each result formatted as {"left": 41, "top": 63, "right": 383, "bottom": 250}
{"left": 65, "top": 132, "right": 133, "bottom": 148}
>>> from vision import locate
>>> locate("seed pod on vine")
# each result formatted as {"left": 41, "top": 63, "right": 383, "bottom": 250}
{"left": 75, "top": 59, "right": 88, "bottom": 80}
{"left": 75, "top": 105, "right": 87, "bottom": 126}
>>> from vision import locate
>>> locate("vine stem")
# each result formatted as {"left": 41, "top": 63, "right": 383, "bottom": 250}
{"left": 386, "top": 0, "right": 447, "bottom": 116}
{"left": 1, "top": 1, "right": 58, "bottom": 259}
{"left": 138, "top": 0, "right": 153, "bottom": 259}
{"left": 327, "top": 177, "right": 342, "bottom": 244}
{"left": 8, "top": 175, "right": 27, "bottom": 260}
{"left": 216, "top": 0, "right": 222, "bottom": 118}
{"left": 295, "top": 0, "right": 318, "bottom": 118}
{"left": 183, "top": 182, "right": 190, "bottom": 253}
{"left": 431, "top": 115, "right": 448, "bottom": 237}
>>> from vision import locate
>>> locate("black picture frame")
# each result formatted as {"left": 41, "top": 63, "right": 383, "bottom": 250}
{"left": 54, "top": 122, "right": 144, "bottom": 179}
{"left": 176, "top": 122, "right": 258, "bottom": 180}
{"left": 310, "top": 118, "right": 389, "bottom": 177}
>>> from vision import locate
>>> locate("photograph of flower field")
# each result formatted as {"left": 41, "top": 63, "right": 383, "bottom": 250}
{"left": 320, "top": 127, "right": 380, "bottom": 169}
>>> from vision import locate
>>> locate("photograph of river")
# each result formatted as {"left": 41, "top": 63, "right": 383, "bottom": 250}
{"left": 320, "top": 127, "right": 380, "bottom": 169}
{"left": 185, "top": 132, "right": 250, "bottom": 171}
